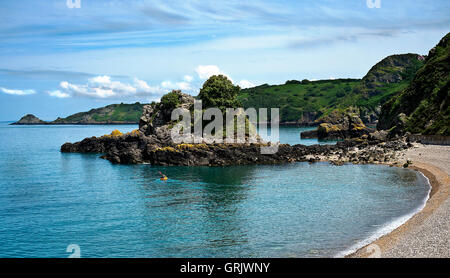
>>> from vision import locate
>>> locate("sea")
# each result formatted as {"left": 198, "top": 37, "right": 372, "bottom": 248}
{"left": 0, "top": 122, "right": 430, "bottom": 257}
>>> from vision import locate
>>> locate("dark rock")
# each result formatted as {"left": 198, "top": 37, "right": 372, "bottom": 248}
{"left": 300, "top": 129, "right": 317, "bottom": 139}
{"left": 369, "top": 130, "right": 388, "bottom": 141}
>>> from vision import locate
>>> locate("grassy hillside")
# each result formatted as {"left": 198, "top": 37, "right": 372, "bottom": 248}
{"left": 238, "top": 54, "right": 424, "bottom": 124}
{"left": 238, "top": 79, "right": 360, "bottom": 122}
{"left": 52, "top": 102, "right": 145, "bottom": 124}
{"left": 378, "top": 33, "right": 450, "bottom": 135}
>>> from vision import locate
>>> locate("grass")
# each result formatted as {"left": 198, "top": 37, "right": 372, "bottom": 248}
{"left": 238, "top": 54, "right": 424, "bottom": 123}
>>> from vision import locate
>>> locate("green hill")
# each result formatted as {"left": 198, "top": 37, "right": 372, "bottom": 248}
{"left": 378, "top": 32, "right": 450, "bottom": 136}
{"left": 51, "top": 102, "right": 145, "bottom": 124}
{"left": 238, "top": 54, "right": 425, "bottom": 124}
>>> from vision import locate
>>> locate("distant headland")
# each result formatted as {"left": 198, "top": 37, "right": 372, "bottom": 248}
{"left": 10, "top": 103, "right": 144, "bottom": 125}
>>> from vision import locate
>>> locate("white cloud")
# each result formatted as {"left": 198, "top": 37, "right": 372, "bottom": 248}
{"left": 238, "top": 80, "right": 255, "bottom": 89}
{"left": 195, "top": 65, "right": 235, "bottom": 83}
{"left": 195, "top": 65, "right": 223, "bottom": 79}
{"left": 161, "top": 80, "right": 192, "bottom": 91}
{"left": 183, "top": 75, "right": 193, "bottom": 82}
{"left": 47, "top": 90, "right": 70, "bottom": 98}
{"left": 0, "top": 87, "right": 36, "bottom": 96}
{"left": 48, "top": 68, "right": 254, "bottom": 100}
{"left": 89, "top": 75, "right": 111, "bottom": 84}
{"left": 58, "top": 76, "right": 163, "bottom": 99}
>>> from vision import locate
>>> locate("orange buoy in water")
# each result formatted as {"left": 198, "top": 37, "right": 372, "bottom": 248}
{"left": 160, "top": 176, "right": 168, "bottom": 181}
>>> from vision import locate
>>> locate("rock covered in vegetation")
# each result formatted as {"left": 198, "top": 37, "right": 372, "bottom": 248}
{"left": 361, "top": 53, "right": 425, "bottom": 91}
{"left": 139, "top": 90, "right": 194, "bottom": 142}
{"left": 300, "top": 110, "right": 373, "bottom": 140}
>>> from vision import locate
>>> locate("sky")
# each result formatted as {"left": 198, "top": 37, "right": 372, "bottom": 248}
{"left": 0, "top": 0, "right": 449, "bottom": 121}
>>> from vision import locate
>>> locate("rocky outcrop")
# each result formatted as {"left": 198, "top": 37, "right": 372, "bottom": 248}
{"left": 368, "top": 130, "right": 388, "bottom": 141}
{"left": 301, "top": 111, "right": 373, "bottom": 140}
{"left": 139, "top": 91, "right": 194, "bottom": 140}
{"left": 299, "top": 129, "right": 317, "bottom": 139}
{"left": 61, "top": 131, "right": 412, "bottom": 166}
{"left": 11, "top": 114, "right": 47, "bottom": 125}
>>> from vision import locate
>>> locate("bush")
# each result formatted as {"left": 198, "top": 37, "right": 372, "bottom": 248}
{"left": 301, "top": 79, "right": 311, "bottom": 84}
{"left": 160, "top": 90, "right": 182, "bottom": 109}
{"left": 336, "top": 89, "right": 346, "bottom": 98}
{"left": 110, "top": 130, "right": 123, "bottom": 137}
{"left": 198, "top": 75, "right": 241, "bottom": 110}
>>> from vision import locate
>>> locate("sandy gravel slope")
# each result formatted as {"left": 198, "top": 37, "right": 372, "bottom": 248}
{"left": 349, "top": 144, "right": 450, "bottom": 258}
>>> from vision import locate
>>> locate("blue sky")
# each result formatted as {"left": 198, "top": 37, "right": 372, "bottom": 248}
{"left": 0, "top": 0, "right": 449, "bottom": 121}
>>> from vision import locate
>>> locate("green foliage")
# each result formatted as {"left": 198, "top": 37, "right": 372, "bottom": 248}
{"left": 198, "top": 75, "right": 241, "bottom": 110}
{"left": 238, "top": 78, "right": 361, "bottom": 122}
{"left": 238, "top": 53, "right": 426, "bottom": 123}
{"left": 378, "top": 32, "right": 450, "bottom": 135}
{"left": 285, "top": 80, "right": 301, "bottom": 85}
{"left": 160, "top": 90, "right": 182, "bottom": 109}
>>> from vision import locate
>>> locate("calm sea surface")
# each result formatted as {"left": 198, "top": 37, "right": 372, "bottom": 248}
{"left": 0, "top": 123, "right": 429, "bottom": 257}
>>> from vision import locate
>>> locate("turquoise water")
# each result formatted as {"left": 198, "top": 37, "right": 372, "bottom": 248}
{"left": 0, "top": 123, "right": 429, "bottom": 257}
{"left": 258, "top": 126, "right": 336, "bottom": 145}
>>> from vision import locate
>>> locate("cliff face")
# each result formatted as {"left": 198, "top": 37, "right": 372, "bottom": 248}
{"left": 377, "top": 32, "right": 450, "bottom": 136}
{"left": 11, "top": 114, "right": 47, "bottom": 125}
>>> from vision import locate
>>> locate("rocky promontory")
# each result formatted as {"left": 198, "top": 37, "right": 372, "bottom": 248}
{"left": 61, "top": 130, "right": 412, "bottom": 166}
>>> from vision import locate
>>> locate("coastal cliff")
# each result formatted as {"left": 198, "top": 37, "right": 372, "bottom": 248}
{"left": 378, "top": 32, "right": 450, "bottom": 136}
